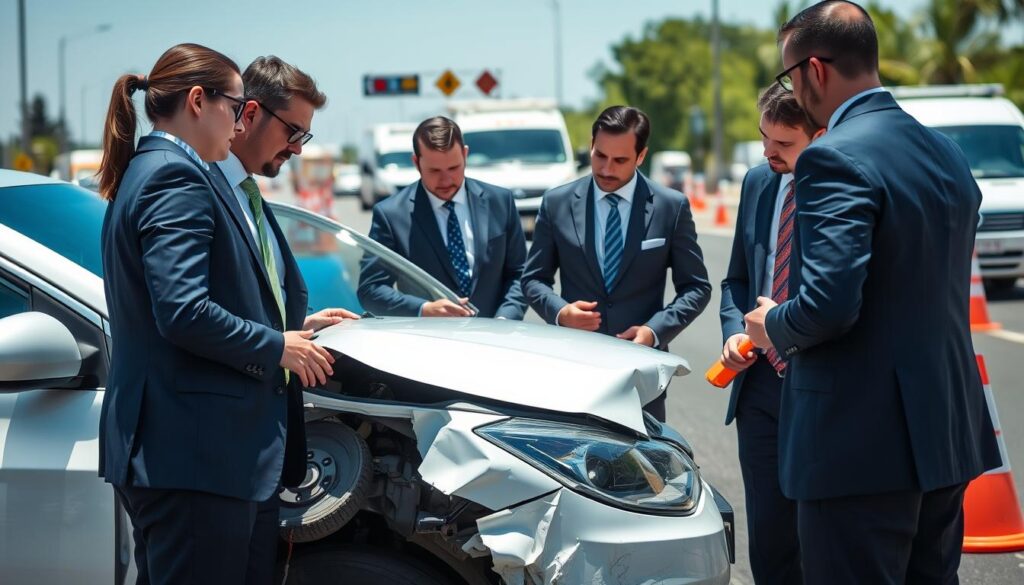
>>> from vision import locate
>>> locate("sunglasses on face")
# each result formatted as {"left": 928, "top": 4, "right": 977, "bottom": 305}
{"left": 775, "top": 56, "right": 834, "bottom": 91}
{"left": 204, "top": 88, "right": 246, "bottom": 122}
{"left": 258, "top": 103, "right": 314, "bottom": 145}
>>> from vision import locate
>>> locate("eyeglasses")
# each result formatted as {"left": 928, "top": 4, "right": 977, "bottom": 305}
{"left": 204, "top": 88, "right": 246, "bottom": 122}
{"left": 258, "top": 103, "right": 314, "bottom": 145}
{"left": 775, "top": 56, "right": 834, "bottom": 91}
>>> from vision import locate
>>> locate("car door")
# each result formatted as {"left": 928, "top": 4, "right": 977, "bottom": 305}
{"left": 0, "top": 261, "right": 130, "bottom": 585}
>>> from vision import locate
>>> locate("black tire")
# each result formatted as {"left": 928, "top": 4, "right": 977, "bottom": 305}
{"left": 985, "top": 277, "right": 1019, "bottom": 294}
{"left": 278, "top": 419, "right": 372, "bottom": 543}
{"left": 285, "top": 548, "right": 455, "bottom": 585}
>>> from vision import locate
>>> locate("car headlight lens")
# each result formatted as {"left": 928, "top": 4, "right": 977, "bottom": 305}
{"left": 477, "top": 418, "right": 701, "bottom": 515}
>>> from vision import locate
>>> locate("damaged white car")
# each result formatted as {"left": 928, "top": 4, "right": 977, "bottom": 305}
{"left": 0, "top": 170, "right": 733, "bottom": 584}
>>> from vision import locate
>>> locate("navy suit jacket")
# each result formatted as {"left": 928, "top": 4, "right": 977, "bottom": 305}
{"left": 764, "top": 92, "right": 1000, "bottom": 500}
{"left": 100, "top": 137, "right": 308, "bottom": 502}
{"left": 358, "top": 178, "right": 528, "bottom": 319}
{"left": 522, "top": 173, "right": 711, "bottom": 349}
{"left": 720, "top": 164, "right": 792, "bottom": 424}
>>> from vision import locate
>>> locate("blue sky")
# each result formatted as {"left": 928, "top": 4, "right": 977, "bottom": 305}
{"left": 0, "top": 0, "right": 925, "bottom": 148}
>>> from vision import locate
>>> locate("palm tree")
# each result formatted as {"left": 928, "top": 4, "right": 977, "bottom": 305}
{"left": 916, "top": 0, "right": 1015, "bottom": 84}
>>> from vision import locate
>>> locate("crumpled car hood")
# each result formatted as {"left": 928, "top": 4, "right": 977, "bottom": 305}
{"left": 314, "top": 317, "right": 690, "bottom": 435}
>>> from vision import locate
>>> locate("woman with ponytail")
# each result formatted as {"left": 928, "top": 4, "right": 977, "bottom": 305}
{"left": 99, "top": 43, "right": 323, "bottom": 585}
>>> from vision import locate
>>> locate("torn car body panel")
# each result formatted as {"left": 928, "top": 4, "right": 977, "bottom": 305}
{"left": 313, "top": 317, "right": 690, "bottom": 435}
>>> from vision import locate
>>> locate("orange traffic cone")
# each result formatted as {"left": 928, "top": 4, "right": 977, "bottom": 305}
{"left": 714, "top": 193, "right": 730, "bottom": 227}
{"left": 962, "top": 354, "right": 1024, "bottom": 553}
{"left": 970, "top": 250, "right": 1001, "bottom": 332}
{"left": 692, "top": 178, "right": 707, "bottom": 211}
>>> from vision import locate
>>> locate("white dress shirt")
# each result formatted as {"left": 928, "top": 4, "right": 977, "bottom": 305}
{"left": 215, "top": 153, "right": 287, "bottom": 301}
{"left": 426, "top": 182, "right": 476, "bottom": 275}
{"left": 593, "top": 171, "right": 639, "bottom": 267}
{"left": 762, "top": 174, "right": 794, "bottom": 299}
{"left": 828, "top": 87, "right": 888, "bottom": 131}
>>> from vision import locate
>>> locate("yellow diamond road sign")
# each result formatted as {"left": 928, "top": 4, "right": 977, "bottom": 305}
{"left": 436, "top": 70, "right": 461, "bottom": 97}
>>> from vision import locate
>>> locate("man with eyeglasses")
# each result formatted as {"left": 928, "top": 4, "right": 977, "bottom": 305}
{"left": 742, "top": 2, "right": 1000, "bottom": 583}
{"left": 208, "top": 55, "right": 358, "bottom": 585}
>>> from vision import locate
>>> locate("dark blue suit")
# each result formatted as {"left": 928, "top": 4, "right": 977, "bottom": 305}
{"left": 720, "top": 163, "right": 801, "bottom": 584}
{"left": 100, "top": 137, "right": 308, "bottom": 584}
{"left": 764, "top": 92, "right": 1001, "bottom": 583}
{"left": 358, "top": 178, "right": 527, "bottom": 319}
{"left": 522, "top": 174, "right": 711, "bottom": 420}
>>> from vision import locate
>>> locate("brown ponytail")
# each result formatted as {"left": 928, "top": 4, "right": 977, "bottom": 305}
{"left": 98, "top": 43, "right": 240, "bottom": 201}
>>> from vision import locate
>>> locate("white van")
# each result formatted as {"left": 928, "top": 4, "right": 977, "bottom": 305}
{"left": 449, "top": 99, "right": 580, "bottom": 237}
{"left": 359, "top": 123, "right": 419, "bottom": 210}
{"left": 651, "top": 150, "right": 693, "bottom": 195}
{"left": 894, "top": 84, "right": 1024, "bottom": 290}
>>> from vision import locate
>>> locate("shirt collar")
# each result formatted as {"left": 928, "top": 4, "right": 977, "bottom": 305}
{"left": 593, "top": 171, "right": 639, "bottom": 204}
{"left": 828, "top": 87, "right": 888, "bottom": 131}
{"left": 217, "top": 151, "right": 250, "bottom": 188}
{"left": 426, "top": 181, "right": 468, "bottom": 212}
{"left": 779, "top": 172, "right": 794, "bottom": 193}
{"left": 148, "top": 131, "right": 209, "bottom": 171}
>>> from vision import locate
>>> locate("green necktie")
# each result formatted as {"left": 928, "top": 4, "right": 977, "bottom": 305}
{"left": 240, "top": 177, "right": 289, "bottom": 383}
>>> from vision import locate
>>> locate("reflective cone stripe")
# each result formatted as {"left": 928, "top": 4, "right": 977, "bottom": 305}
{"left": 970, "top": 250, "right": 1001, "bottom": 332}
{"left": 962, "top": 353, "right": 1024, "bottom": 553}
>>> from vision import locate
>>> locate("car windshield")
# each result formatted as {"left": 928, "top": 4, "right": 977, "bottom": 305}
{"left": 0, "top": 182, "right": 106, "bottom": 277}
{"left": 934, "top": 125, "right": 1024, "bottom": 179}
{"left": 377, "top": 152, "right": 414, "bottom": 169}
{"left": 464, "top": 129, "right": 568, "bottom": 166}
{"left": 270, "top": 203, "right": 465, "bottom": 316}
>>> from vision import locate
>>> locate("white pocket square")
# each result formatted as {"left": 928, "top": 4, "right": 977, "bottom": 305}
{"left": 641, "top": 238, "right": 666, "bottom": 250}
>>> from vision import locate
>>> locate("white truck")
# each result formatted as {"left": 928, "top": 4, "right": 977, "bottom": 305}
{"left": 449, "top": 99, "right": 582, "bottom": 237}
{"left": 359, "top": 123, "right": 419, "bottom": 210}
{"left": 894, "top": 84, "right": 1024, "bottom": 291}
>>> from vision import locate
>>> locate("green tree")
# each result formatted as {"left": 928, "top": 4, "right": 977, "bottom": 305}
{"left": 598, "top": 18, "right": 772, "bottom": 170}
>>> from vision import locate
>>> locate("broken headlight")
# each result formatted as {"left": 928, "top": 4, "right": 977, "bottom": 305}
{"left": 477, "top": 418, "right": 701, "bottom": 515}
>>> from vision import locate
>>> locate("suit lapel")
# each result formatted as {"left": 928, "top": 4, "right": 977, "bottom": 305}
{"left": 466, "top": 180, "right": 490, "bottom": 293}
{"left": 207, "top": 163, "right": 274, "bottom": 297}
{"left": 570, "top": 179, "right": 604, "bottom": 289}
{"left": 610, "top": 175, "right": 653, "bottom": 291}
{"left": 411, "top": 183, "right": 462, "bottom": 287}
{"left": 752, "top": 172, "right": 782, "bottom": 297}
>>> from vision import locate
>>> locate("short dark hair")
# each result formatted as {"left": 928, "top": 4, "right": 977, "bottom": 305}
{"left": 412, "top": 116, "right": 464, "bottom": 157}
{"left": 779, "top": 0, "right": 878, "bottom": 79}
{"left": 243, "top": 56, "right": 326, "bottom": 111}
{"left": 592, "top": 106, "right": 650, "bottom": 155}
{"left": 758, "top": 84, "right": 816, "bottom": 135}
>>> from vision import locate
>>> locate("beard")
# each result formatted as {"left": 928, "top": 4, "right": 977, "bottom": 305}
{"left": 800, "top": 83, "right": 827, "bottom": 128}
{"left": 260, "top": 151, "right": 291, "bottom": 178}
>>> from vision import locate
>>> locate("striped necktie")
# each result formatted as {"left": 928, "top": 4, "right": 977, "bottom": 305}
{"left": 241, "top": 177, "right": 289, "bottom": 383}
{"left": 603, "top": 193, "right": 624, "bottom": 292}
{"left": 766, "top": 179, "right": 796, "bottom": 374}
{"left": 443, "top": 200, "right": 472, "bottom": 297}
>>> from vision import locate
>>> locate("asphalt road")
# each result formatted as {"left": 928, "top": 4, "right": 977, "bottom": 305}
{"left": 330, "top": 194, "right": 1024, "bottom": 584}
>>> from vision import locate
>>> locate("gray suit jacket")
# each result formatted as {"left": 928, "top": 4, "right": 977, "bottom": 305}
{"left": 522, "top": 173, "right": 711, "bottom": 349}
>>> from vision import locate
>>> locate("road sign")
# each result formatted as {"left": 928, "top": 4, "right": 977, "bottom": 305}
{"left": 13, "top": 153, "right": 33, "bottom": 172}
{"left": 476, "top": 70, "right": 499, "bottom": 96}
{"left": 436, "top": 70, "right": 461, "bottom": 97}
{"left": 363, "top": 74, "right": 420, "bottom": 97}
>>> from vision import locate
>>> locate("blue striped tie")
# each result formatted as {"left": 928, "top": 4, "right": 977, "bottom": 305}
{"left": 443, "top": 200, "right": 472, "bottom": 297}
{"left": 603, "top": 193, "right": 624, "bottom": 292}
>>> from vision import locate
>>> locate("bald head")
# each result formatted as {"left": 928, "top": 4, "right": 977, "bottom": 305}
{"left": 779, "top": 0, "right": 878, "bottom": 79}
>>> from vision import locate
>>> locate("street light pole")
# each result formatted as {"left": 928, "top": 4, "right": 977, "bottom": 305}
{"left": 551, "top": 0, "right": 564, "bottom": 106}
{"left": 710, "top": 0, "right": 725, "bottom": 195}
{"left": 18, "top": 0, "right": 30, "bottom": 159}
{"left": 59, "top": 24, "right": 111, "bottom": 152}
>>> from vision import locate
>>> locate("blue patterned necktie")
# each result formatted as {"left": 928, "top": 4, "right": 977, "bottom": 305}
{"left": 603, "top": 193, "right": 624, "bottom": 292}
{"left": 443, "top": 200, "right": 472, "bottom": 296}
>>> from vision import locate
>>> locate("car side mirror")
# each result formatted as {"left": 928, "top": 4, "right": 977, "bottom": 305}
{"left": 575, "top": 149, "right": 591, "bottom": 170}
{"left": 0, "top": 312, "right": 83, "bottom": 393}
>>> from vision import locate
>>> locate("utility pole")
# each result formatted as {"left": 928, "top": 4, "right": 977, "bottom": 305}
{"left": 18, "top": 0, "right": 30, "bottom": 160}
{"left": 710, "top": 0, "right": 725, "bottom": 195}
{"left": 59, "top": 24, "right": 111, "bottom": 152}
{"left": 551, "top": 0, "right": 564, "bottom": 106}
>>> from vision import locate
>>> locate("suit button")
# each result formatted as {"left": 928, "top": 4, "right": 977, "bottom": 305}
{"left": 273, "top": 322, "right": 282, "bottom": 330}
{"left": 275, "top": 386, "right": 285, "bottom": 395}
{"left": 607, "top": 302, "right": 614, "bottom": 309}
